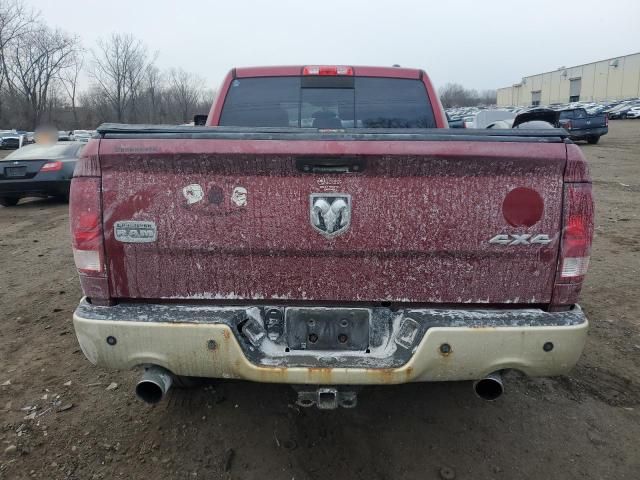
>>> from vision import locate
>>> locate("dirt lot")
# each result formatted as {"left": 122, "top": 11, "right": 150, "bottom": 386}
{"left": 1, "top": 122, "right": 639, "bottom": 480}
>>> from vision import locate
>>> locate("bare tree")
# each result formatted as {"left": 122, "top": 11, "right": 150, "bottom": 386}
{"left": 0, "top": 9, "right": 216, "bottom": 129}
{"left": 167, "top": 68, "right": 203, "bottom": 124}
{"left": 5, "top": 25, "right": 78, "bottom": 128}
{"left": 0, "top": 13, "right": 215, "bottom": 129}
{"left": 183, "top": 88, "right": 216, "bottom": 123}
{"left": 439, "top": 83, "right": 471, "bottom": 108}
{"left": 478, "top": 89, "right": 497, "bottom": 106}
{"left": 89, "top": 33, "right": 152, "bottom": 122}
{"left": 0, "top": 0, "right": 38, "bottom": 122}
{"left": 58, "top": 53, "right": 82, "bottom": 128}
{"left": 45, "top": 81, "right": 65, "bottom": 124}
{"left": 142, "top": 63, "right": 162, "bottom": 123}
{"left": 78, "top": 86, "right": 113, "bottom": 126}
{"left": 439, "top": 83, "right": 497, "bottom": 108}
{"left": 199, "top": 88, "right": 216, "bottom": 113}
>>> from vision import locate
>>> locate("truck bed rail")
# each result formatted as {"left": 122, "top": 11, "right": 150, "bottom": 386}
{"left": 96, "top": 124, "right": 570, "bottom": 143}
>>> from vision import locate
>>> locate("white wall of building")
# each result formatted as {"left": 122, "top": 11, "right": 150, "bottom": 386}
{"left": 497, "top": 53, "right": 640, "bottom": 106}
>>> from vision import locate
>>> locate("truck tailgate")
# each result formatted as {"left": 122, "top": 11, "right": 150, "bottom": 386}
{"left": 98, "top": 128, "right": 567, "bottom": 305}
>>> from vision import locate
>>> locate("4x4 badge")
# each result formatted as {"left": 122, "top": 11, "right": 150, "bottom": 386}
{"left": 489, "top": 234, "right": 552, "bottom": 246}
{"left": 310, "top": 194, "right": 351, "bottom": 238}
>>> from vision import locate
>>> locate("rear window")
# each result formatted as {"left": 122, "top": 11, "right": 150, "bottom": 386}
{"left": 219, "top": 76, "right": 436, "bottom": 128}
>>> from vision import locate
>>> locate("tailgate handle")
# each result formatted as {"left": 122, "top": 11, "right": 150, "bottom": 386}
{"left": 296, "top": 157, "right": 366, "bottom": 174}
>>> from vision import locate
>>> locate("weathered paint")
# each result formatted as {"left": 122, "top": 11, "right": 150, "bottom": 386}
{"left": 97, "top": 138, "right": 567, "bottom": 304}
{"left": 68, "top": 68, "right": 595, "bottom": 387}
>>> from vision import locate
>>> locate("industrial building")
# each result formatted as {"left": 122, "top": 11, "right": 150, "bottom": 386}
{"left": 497, "top": 52, "right": 640, "bottom": 107}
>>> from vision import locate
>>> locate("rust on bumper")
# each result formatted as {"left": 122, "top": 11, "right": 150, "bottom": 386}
{"left": 73, "top": 299, "right": 588, "bottom": 385}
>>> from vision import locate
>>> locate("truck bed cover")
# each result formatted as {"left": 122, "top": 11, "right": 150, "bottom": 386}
{"left": 96, "top": 124, "right": 570, "bottom": 142}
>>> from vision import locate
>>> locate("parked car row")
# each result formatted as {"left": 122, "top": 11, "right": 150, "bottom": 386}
{"left": 0, "top": 130, "right": 35, "bottom": 149}
{"left": 451, "top": 106, "right": 608, "bottom": 144}
{"left": 549, "top": 99, "right": 640, "bottom": 119}
{"left": 0, "top": 129, "right": 96, "bottom": 150}
{"left": 446, "top": 98, "right": 640, "bottom": 128}
{"left": 515, "top": 99, "right": 640, "bottom": 119}
{"left": 607, "top": 102, "right": 640, "bottom": 119}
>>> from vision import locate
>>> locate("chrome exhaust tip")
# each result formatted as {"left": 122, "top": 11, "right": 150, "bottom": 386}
{"left": 473, "top": 371, "right": 504, "bottom": 401}
{"left": 135, "top": 366, "right": 173, "bottom": 404}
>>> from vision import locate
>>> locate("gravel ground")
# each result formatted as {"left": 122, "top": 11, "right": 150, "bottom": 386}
{"left": 1, "top": 121, "right": 639, "bottom": 480}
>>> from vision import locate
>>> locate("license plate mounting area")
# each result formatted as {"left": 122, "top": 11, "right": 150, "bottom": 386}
{"left": 286, "top": 308, "right": 370, "bottom": 351}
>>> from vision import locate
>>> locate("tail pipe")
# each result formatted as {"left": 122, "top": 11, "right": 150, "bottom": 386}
{"left": 473, "top": 371, "right": 504, "bottom": 401}
{"left": 135, "top": 366, "right": 173, "bottom": 404}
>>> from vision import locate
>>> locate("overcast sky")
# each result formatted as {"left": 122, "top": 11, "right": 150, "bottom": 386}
{"left": 30, "top": 0, "right": 640, "bottom": 91}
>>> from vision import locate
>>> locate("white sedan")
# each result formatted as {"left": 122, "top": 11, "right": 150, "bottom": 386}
{"left": 625, "top": 107, "right": 640, "bottom": 119}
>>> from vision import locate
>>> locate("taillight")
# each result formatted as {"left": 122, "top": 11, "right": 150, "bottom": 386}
{"left": 69, "top": 142, "right": 111, "bottom": 304}
{"left": 70, "top": 177, "right": 104, "bottom": 274}
{"left": 303, "top": 65, "right": 354, "bottom": 76}
{"left": 40, "top": 161, "right": 63, "bottom": 172}
{"left": 559, "top": 184, "right": 594, "bottom": 281}
{"left": 605, "top": 114, "right": 608, "bottom": 126}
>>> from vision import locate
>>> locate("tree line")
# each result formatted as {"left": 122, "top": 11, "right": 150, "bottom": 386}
{"left": 0, "top": 0, "right": 214, "bottom": 130}
{"left": 439, "top": 83, "right": 497, "bottom": 108}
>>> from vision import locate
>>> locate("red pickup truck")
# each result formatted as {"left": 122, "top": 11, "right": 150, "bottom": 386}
{"left": 70, "top": 65, "right": 593, "bottom": 409}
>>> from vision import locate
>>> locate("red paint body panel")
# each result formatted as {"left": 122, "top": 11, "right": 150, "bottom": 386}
{"left": 420, "top": 71, "right": 448, "bottom": 128}
{"left": 75, "top": 66, "right": 594, "bottom": 307}
{"left": 564, "top": 143, "right": 592, "bottom": 182}
{"left": 235, "top": 66, "right": 304, "bottom": 78}
{"left": 207, "top": 69, "right": 235, "bottom": 127}
{"left": 98, "top": 138, "right": 567, "bottom": 304}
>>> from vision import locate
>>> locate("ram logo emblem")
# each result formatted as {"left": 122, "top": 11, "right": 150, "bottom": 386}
{"left": 310, "top": 194, "right": 351, "bottom": 238}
